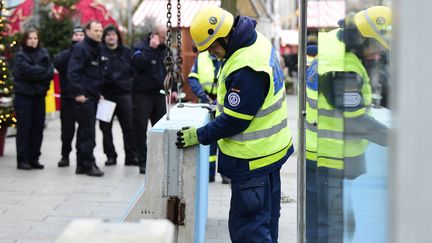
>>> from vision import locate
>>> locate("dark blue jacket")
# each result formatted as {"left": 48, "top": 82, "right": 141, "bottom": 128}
{"left": 196, "top": 16, "right": 293, "bottom": 180}
{"left": 131, "top": 36, "right": 169, "bottom": 94}
{"left": 101, "top": 45, "right": 133, "bottom": 96}
{"left": 53, "top": 44, "right": 78, "bottom": 99}
{"left": 67, "top": 36, "right": 103, "bottom": 100}
{"left": 13, "top": 46, "right": 54, "bottom": 96}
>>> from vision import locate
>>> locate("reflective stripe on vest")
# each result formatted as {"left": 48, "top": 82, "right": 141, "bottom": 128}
{"left": 312, "top": 29, "right": 371, "bottom": 169}
{"left": 216, "top": 32, "right": 293, "bottom": 164}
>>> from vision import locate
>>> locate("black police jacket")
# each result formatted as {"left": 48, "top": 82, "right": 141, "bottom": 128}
{"left": 67, "top": 36, "right": 103, "bottom": 100}
{"left": 13, "top": 46, "right": 54, "bottom": 96}
{"left": 53, "top": 44, "right": 78, "bottom": 99}
{"left": 131, "top": 38, "right": 168, "bottom": 94}
{"left": 101, "top": 45, "right": 133, "bottom": 96}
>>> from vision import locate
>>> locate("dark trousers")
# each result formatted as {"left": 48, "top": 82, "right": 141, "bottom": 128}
{"left": 229, "top": 170, "right": 281, "bottom": 243}
{"left": 74, "top": 100, "right": 97, "bottom": 168}
{"left": 14, "top": 94, "right": 46, "bottom": 164}
{"left": 317, "top": 166, "right": 344, "bottom": 243}
{"left": 99, "top": 94, "right": 137, "bottom": 161}
{"left": 209, "top": 142, "right": 217, "bottom": 177}
{"left": 132, "top": 92, "right": 166, "bottom": 164}
{"left": 60, "top": 98, "right": 76, "bottom": 158}
{"left": 306, "top": 159, "right": 318, "bottom": 243}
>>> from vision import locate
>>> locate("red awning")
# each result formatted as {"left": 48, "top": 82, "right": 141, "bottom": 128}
{"left": 132, "top": 0, "right": 221, "bottom": 27}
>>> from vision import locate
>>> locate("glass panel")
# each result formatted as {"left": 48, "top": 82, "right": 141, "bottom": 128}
{"left": 305, "top": 1, "right": 392, "bottom": 242}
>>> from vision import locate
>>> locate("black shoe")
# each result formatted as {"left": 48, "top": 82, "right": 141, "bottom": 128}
{"left": 105, "top": 158, "right": 117, "bottom": 166}
{"left": 17, "top": 162, "right": 32, "bottom": 170}
{"left": 58, "top": 157, "right": 70, "bottom": 167}
{"left": 30, "top": 161, "right": 44, "bottom": 169}
{"left": 86, "top": 165, "right": 104, "bottom": 177}
{"left": 222, "top": 176, "right": 231, "bottom": 184}
{"left": 139, "top": 164, "right": 146, "bottom": 174}
{"left": 209, "top": 176, "right": 215, "bottom": 182}
{"left": 75, "top": 165, "right": 87, "bottom": 174}
{"left": 125, "top": 158, "right": 140, "bottom": 166}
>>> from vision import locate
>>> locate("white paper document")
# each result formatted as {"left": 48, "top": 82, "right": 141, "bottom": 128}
{"left": 96, "top": 99, "right": 117, "bottom": 122}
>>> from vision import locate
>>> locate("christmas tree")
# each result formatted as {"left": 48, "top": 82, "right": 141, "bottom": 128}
{"left": 0, "top": 0, "right": 17, "bottom": 129}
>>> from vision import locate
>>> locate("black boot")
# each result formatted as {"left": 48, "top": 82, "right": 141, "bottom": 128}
{"left": 139, "top": 163, "right": 146, "bottom": 174}
{"left": 17, "top": 162, "right": 32, "bottom": 170}
{"left": 30, "top": 161, "right": 44, "bottom": 169}
{"left": 86, "top": 164, "right": 104, "bottom": 177}
{"left": 58, "top": 157, "right": 70, "bottom": 167}
{"left": 105, "top": 157, "right": 117, "bottom": 166}
{"left": 125, "top": 158, "right": 140, "bottom": 166}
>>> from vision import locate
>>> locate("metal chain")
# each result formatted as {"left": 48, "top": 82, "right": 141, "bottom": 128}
{"left": 175, "top": 0, "right": 183, "bottom": 102}
{"left": 163, "top": 0, "right": 174, "bottom": 119}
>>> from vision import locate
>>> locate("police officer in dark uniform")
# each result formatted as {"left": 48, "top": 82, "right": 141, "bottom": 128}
{"left": 53, "top": 26, "right": 85, "bottom": 167}
{"left": 67, "top": 21, "right": 104, "bottom": 177}
{"left": 131, "top": 24, "right": 177, "bottom": 174}
{"left": 13, "top": 28, "right": 54, "bottom": 170}
{"left": 99, "top": 25, "right": 139, "bottom": 166}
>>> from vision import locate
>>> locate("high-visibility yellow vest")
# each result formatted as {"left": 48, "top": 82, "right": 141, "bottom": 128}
{"left": 216, "top": 33, "right": 293, "bottom": 171}
{"left": 307, "top": 29, "right": 371, "bottom": 170}
{"left": 188, "top": 51, "right": 218, "bottom": 96}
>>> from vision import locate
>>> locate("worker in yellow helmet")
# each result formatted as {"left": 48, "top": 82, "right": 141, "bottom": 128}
{"left": 176, "top": 7, "right": 294, "bottom": 243}
{"left": 305, "top": 6, "right": 391, "bottom": 242}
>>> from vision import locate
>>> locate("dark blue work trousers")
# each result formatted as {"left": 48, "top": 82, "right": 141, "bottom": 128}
{"left": 14, "top": 94, "right": 46, "bottom": 164}
{"left": 306, "top": 159, "right": 318, "bottom": 243}
{"left": 132, "top": 92, "right": 166, "bottom": 165}
{"left": 99, "top": 94, "right": 137, "bottom": 161}
{"left": 316, "top": 166, "right": 344, "bottom": 243}
{"left": 209, "top": 142, "right": 217, "bottom": 178}
{"left": 229, "top": 170, "right": 281, "bottom": 243}
{"left": 60, "top": 98, "right": 76, "bottom": 158}
{"left": 74, "top": 100, "right": 97, "bottom": 168}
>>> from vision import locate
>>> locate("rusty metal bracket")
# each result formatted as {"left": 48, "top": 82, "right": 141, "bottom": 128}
{"left": 167, "top": 197, "right": 186, "bottom": 226}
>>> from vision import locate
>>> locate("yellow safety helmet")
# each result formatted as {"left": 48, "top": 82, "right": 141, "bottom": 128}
{"left": 354, "top": 6, "right": 392, "bottom": 49}
{"left": 190, "top": 7, "right": 234, "bottom": 52}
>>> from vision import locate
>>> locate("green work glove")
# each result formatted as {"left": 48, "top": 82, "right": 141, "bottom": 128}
{"left": 176, "top": 127, "right": 199, "bottom": 148}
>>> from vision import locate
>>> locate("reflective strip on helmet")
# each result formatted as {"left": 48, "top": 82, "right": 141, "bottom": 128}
{"left": 196, "top": 11, "right": 227, "bottom": 49}
{"left": 223, "top": 107, "right": 254, "bottom": 120}
{"left": 249, "top": 140, "right": 292, "bottom": 170}
{"left": 230, "top": 119, "right": 287, "bottom": 142}
{"left": 363, "top": 10, "right": 389, "bottom": 47}
{"left": 255, "top": 94, "right": 285, "bottom": 118}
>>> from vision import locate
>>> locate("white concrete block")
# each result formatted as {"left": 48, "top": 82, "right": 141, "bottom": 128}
{"left": 56, "top": 219, "right": 174, "bottom": 243}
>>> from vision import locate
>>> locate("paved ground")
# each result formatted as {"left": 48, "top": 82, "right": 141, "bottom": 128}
{"left": 0, "top": 95, "right": 298, "bottom": 243}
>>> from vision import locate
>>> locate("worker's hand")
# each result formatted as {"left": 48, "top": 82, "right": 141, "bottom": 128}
{"left": 176, "top": 127, "right": 199, "bottom": 148}
{"left": 199, "top": 94, "right": 213, "bottom": 104}
{"left": 75, "top": 95, "right": 88, "bottom": 103}
{"left": 149, "top": 34, "right": 161, "bottom": 49}
{"left": 170, "top": 91, "right": 178, "bottom": 102}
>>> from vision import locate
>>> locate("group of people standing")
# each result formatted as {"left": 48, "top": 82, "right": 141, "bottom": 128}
{"left": 13, "top": 20, "right": 172, "bottom": 177}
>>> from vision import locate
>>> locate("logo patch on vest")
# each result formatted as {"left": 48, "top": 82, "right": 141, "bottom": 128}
{"left": 227, "top": 92, "right": 241, "bottom": 107}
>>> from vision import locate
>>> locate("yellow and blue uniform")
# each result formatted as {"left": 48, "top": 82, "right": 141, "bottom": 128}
{"left": 188, "top": 51, "right": 222, "bottom": 181}
{"left": 305, "top": 29, "right": 388, "bottom": 243}
{"left": 196, "top": 16, "right": 294, "bottom": 242}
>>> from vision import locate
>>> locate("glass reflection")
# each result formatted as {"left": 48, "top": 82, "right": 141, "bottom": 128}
{"left": 305, "top": 2, "right": 392, "bottom": 243}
